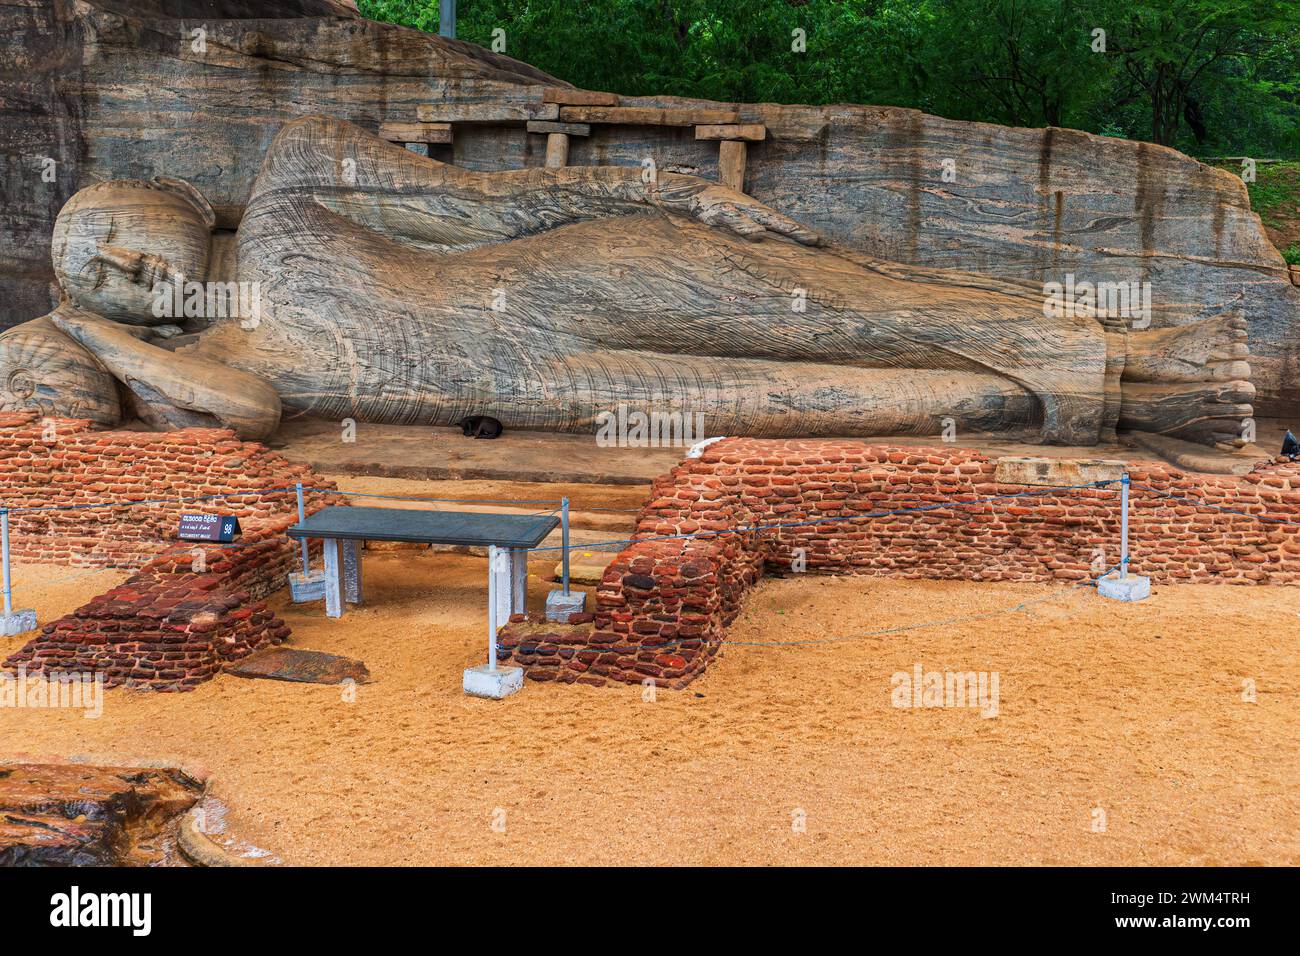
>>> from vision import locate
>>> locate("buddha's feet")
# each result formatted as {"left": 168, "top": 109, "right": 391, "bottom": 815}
{"left": 1120, "top": 314, "right": 1254, "bottom": 448}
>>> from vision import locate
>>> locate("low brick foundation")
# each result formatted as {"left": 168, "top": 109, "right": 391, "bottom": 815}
{"left": 498, "top": 439, "right": 1300, "bottom": 689}
{"left": 5, "top": 530, "right": 297, "bottom": 690}
{"left": 0, "top": 412, "right": 332, "bottom": 567}
{"left": 0, "top": 412, "right": 338, "bottom": 690}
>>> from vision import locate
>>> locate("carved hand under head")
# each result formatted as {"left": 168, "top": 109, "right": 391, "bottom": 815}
{"left": 0, "top": 177, "right": 280, "bottom": 438}
{"left": 0, "top": 114, "right": 1254, "bottom": 451}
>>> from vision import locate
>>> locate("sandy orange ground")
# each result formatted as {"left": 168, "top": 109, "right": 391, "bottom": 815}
{"left": 1, "top": 556, "right": 1296, "bottom": 866}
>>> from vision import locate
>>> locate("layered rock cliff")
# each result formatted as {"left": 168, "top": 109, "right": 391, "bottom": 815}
{"left": 2, "top": 0, "right": 1295, "bottom": 413}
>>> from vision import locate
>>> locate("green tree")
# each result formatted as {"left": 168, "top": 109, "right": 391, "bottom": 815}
{"left": 355, "top": 0, "right": 1300, "bottom": 157}
{"left": 1091, "top": 0, "right": 1299, "bottom": 146}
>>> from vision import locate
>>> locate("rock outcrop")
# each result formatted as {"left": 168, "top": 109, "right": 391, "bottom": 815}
{"left": 0, "top": 764, "right": 201, "bottom": 866}
{"left": 2, "top": 1, "right": 1296, "bottom": 415}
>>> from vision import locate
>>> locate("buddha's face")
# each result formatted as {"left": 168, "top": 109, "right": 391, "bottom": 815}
{"left": 51, "top": 178, "right": 214, "bottom": 325}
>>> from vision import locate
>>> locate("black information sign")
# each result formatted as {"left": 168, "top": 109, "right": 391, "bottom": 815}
{"left": 178, "top": 514, "right": 242, "bottom": 543}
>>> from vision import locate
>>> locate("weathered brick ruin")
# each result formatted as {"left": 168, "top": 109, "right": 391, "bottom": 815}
{"left": 0, "top": 412, "right": 336, "bottom": 689}
{"left": 0, "top": 412, "right": 329, "bottom": 567}
{"left": 5, "top": 413, "right": 1297, "bottom": 691}
{"left": 5, "top": 533, "right": 296, "bottom": 690}
{"left": 498, "top": 439, "right": 1300, "bottom": 688}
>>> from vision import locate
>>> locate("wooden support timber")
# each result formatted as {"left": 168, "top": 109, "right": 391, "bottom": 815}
{"left": 695, "top": 123, "right": 766, "bottom": 141}
{"left": 378, "top": 121, "right": 452, "bottom": 145}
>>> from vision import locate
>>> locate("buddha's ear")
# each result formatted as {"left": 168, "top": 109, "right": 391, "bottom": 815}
{"left": 152, "top": 176, "right": 216, "bottom": 231}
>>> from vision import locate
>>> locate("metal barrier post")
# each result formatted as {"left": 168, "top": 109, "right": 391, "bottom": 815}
{"left": 487, "top": 544, "right": 499, "bottom": 670}
{"left": 561, "top": 497, "right": 571, "bottom": 595}
{"left": 1120, "top": 473, "right": 1130, "bottom": 579}
{"left": 295, "top": 482, "right": 310, "bottom": 574}
{"left": 1, "top": 508, "right": 11, "bottom": 615}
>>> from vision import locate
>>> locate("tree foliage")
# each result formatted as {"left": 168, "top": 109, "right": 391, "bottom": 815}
{"left": 358, "top": 0, "right": 1300, "bottom": 156}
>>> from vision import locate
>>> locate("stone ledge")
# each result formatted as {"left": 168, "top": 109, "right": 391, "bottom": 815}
{"left": 994, "top": 456, "right": 1127, "bottom": 487}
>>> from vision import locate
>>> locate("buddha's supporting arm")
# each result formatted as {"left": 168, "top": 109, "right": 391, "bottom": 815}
{"left": 49, "top": 311, "right": 281, "bottom": 439}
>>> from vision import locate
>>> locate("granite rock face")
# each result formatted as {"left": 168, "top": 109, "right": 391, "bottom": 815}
{"left": 2, "top": 1, "right": 1296, "bottom": 414}
{"left": 0, "top": 764, "right": 201, "bottom": 866}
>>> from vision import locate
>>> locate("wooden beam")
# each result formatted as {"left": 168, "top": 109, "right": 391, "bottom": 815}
{"left": 695, "top": 123, "right": 766, "bottom": 142}
{"left": 526, "top": 120, "right": 591, "bottom": 137}
{"left": 542, "top": 87, "right": 619, "bottom": 107}
{"left": 416, "top": 103, "right": 559, "bottom": 123}
{"left": 718, "top": 140, "right": 747, "bottom": 192}
{"left": 558, "top": 105, "right": 740, "bottom": 127}
{"left": 545, "top": 132, "right": 570, "bottom": 168}
{"left": 378, "top": 121, "right": 452, "bottom": 145}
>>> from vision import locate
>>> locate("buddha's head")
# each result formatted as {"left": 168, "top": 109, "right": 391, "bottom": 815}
{"left": 51, "top": 177, "right": 215, "bottom": 324}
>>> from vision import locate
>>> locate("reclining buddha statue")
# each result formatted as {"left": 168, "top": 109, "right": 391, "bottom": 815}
{"left": 0, "top": 115, "right": 1253, "bottom": 448}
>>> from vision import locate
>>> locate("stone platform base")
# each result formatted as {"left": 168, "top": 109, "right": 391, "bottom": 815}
{"left": 1097, "top": 572, "right": 1152, "bottom": 602}
{"left": 288, "top": 569, "right": 327, "bottom": 602}
{"left": 0, "top": 610, "right": 37, "bottom": 637}
{"left": 545, "top": 589, "right": 587, "bottom": 623}
{"left": 463, "top": 664, "right": 523, "bottom": 699}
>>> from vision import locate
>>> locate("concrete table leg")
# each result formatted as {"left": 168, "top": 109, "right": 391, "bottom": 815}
{"left": 489, "top": 545, "right": 513, "bottom": 627}
{"left": 464, "top": 543, "right": 524, "bottom": 699}
{"left": 322, "top": 537, "right": 346, "bottom": 618}
{"left": 343, "top": 539, "right": 363, "bottom": 604}
{"left": 509, "top": 547, "right": 527, "bottom": 616}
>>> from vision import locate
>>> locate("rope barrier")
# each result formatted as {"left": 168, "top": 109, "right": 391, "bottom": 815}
{"left": 0, "top": 484, "right": 301, "bottom": 516}
{"left": 0, "top": 485, "right": 566, "bottom": 516}
{"left": 303, "top": 487, "right": 564, "bottom": 507}
{"left": 2, "top": 477, "right": 1297, "bottom": 535}
{"left": 526, "top": 479, "right": 1121, "bottom": 554}
{"left": 500, "top": 563, "right": 1123, "bottom": 656}
{"left": 1, "top": 472, "right": 1296, "bottom": 620}
{"left": 1133, "top": 484, "right": 1300, "bottom": 529}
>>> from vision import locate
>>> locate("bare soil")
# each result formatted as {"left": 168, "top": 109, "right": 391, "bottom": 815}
{"left": 2, "top": 556, "right": 1295, "bottom": 866}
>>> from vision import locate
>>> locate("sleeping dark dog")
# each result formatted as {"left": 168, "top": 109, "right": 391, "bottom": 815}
{"left": 457, "top": 415, "right": 504, "bottom": 439}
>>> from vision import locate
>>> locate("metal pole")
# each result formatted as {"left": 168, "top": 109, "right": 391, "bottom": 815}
{"left": 561, "top": 497, "right": 571, "bottom": 595}
{"left": 487, "top": 544, "right": 499, "bottom": 670}
{"left": 295, "top": 482, "right": 310, "bottom": 574}
{"left": 1, "top": 509, "right": 11, "bottom": 616}
{"left": 1120, "top": 473, "right": 1130, "bottom": 579}
{"left": 439, "top": 0, "right": 456, "bottom": 38}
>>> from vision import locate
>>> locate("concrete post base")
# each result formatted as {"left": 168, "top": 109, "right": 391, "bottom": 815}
{"left": 545, "top": 588, "right": 587, "bottom": 623}
{"left": 0, "top": 609, "right": 37, "bottom": 636}
{"left": 288, "top": 570, "right": 327, "bottom": 603}
{"left": 1097, "top": 572, "right": 1151, "bottom": 602}
{"left": 463, "top": 664, "right": 524, "bottom": 699}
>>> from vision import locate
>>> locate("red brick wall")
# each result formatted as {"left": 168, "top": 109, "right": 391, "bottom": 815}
{"left": 0, "top": 412, "right": 333, "bottom": 567}
{"left": 500, "top": 439, "right": 1300, "bottom": 689}
{"left": 499, "top": 534, "right": 764, "bottom": 688}
{"left": 639, "top": 441, "right": 1300, "bottom": 586}
{"left": 0, "top": 412, "right": 341, "bottom": 690}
